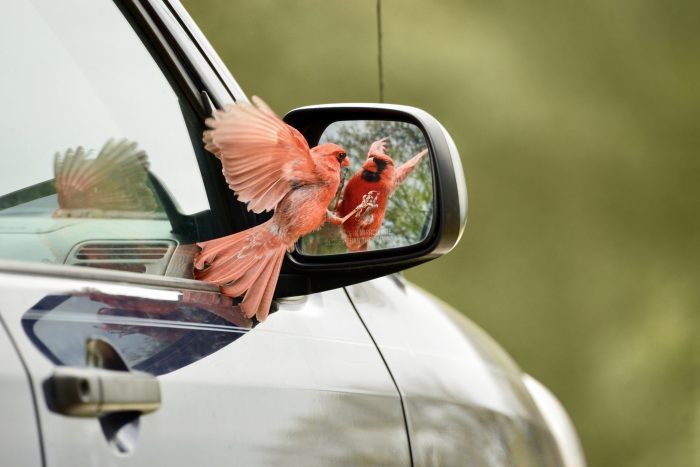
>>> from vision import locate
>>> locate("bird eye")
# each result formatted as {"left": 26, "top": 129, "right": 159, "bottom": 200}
{"left": 337, "top": 152, "right": 347, "bottom": 162}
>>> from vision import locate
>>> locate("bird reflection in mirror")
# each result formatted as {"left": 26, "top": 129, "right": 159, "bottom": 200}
{"left": 53, "top": 139, "right": 156, "bottom": 218}
{"left": 336, "top": 137, "right": 428, "bottom": 251}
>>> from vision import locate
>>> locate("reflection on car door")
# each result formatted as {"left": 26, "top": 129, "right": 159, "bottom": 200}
{"left": 0, "top": 271, "right": 410, "bottom": 466}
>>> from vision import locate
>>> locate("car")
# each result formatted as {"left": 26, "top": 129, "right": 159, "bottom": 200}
{"left": 0, "top": 0, "right": 586, "bottom": 466}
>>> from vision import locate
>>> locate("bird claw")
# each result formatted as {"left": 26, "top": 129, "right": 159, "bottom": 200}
{"left": 354, "top": 191, "right": 379, "bottom": 220}
{"left": 329, "top": 191, "right": 380, "bottom": 226}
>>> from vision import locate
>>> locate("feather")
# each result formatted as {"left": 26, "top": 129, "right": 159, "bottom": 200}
{"left": 241, "top": 250, "right": 285, "bottom": 320}
{"left": 53, "top": 139, "right": 156, "bottom": 216}
{"left": 337, "top": 141, "right": 427, "bottom": 251}
{"left": 196, "top": 220, "right": 286, "bottom": 319}
{"left": 194, "top": 96, "right": 349, "bottom": 321}
{"left": 203, "top": 97, "right": 316, "bottom": 213}
{"left": 394, "top": 149, "right": 428, "bottom": 187}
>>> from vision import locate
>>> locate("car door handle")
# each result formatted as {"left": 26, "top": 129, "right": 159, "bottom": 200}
{"left": 48, "top": 366, "right": 161, "bottom": 417}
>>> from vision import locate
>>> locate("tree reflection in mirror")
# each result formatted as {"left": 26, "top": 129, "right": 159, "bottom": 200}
{"left": 299, "top": 120, "right": 433, "bottom": 255}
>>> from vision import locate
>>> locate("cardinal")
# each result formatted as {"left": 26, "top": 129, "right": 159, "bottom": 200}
{"left": 336, "top": 137, "right": 428, "bottom": 251}
{"left": 193, "top": 96, "right": 366, "bottom": 321}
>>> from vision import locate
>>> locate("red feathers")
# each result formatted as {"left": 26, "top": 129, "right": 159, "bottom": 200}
{"left": 337, "top": 138, "right": 427, "bottom": 251}
{"left": 53, "top": 139, "right": 155, "bottom": 217}
{"left": 193, "top": 97, "right": 351, "bottom": 321}
{"left": 193, "top": 102, "right": 424, "bottom": 320}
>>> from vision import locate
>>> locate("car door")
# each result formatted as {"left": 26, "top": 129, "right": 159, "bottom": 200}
{"left": 0, "top": 274, "right": 409, "bottom": 466}
{"left": 0, "top": 318, "right": 43, "bottom": 466}
{"left": 0, "top": 0, "right": 409, "bottom": 465}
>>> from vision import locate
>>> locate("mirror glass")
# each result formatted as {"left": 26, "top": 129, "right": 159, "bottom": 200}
{"left": 299, "top": 120, "right": 434, "bottom": 255}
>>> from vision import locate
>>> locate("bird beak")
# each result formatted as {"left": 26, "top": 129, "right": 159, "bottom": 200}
{"left": 341, "top": 157, "right": 350, "bottom": 168}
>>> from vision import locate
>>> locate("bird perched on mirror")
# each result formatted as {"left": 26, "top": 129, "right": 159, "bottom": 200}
{"left": 193, "top": 96, "right": 368, "bottom": 321}
{"left": 336, "top": 137, "right": 428, "bottom": 251}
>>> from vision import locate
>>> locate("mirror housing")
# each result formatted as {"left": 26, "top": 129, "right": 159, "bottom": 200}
{"left": 275, "top": 103, "right": 467, "bottom": 297}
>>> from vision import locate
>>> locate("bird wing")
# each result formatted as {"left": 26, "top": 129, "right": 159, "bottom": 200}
{"left": 394, "top": 149, "right": 428, "bottom": 187}
{"left": 203, "top": 96, "right": 315, "bottom": 213}
{"left": 54, "top": 139, "right": 155, "bottom": 214}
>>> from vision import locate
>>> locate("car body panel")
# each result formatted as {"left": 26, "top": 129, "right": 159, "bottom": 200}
{"left": 0, "top": 270, "right": 409, "bottom": 466}
{"left": 524, "top": 375, "right": 587, "bottom": 467}
{"left": 348, "top": 277, "right": 564, "bottom": 466}
{"left": 0, "top": 320, "right": 43, "bottom": 466}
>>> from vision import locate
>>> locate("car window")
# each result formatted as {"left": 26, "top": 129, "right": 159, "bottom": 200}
{"left": 0, "top": 0, "right": 212, "bottom": 278}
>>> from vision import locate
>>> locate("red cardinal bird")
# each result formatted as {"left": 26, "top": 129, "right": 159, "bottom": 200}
{"left": 336, "top": 137, "right": 428, "bottom": 251}
{"left": 193, "top": 97, "right": 365, "bottom": 321}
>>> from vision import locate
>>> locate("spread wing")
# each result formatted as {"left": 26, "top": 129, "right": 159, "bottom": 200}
{"left": 394, "top": 149, "right": 428, "bottom": 186}
{"left": 53, "top": 139, "right": 155, "bottom": 215}
{"left": 203, "top": 96, "right": 315, "bottom": 213}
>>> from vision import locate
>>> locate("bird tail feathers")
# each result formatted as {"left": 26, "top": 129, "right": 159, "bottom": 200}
{"left": 193, "top": 221, "right": 285, "bottom": 321}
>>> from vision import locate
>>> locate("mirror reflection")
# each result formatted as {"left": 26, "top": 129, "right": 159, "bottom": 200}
{"left": 300, "top": 120, "right": 434, "bottom": 255}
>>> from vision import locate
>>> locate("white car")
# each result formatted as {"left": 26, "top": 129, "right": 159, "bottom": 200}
{"left": 0, "top": 0, "right": 585, "bottom": 465}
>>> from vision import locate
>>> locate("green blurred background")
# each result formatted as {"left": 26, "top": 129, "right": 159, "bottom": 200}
{"left": 182, "top": 1, "right": 700, "bottom": 465}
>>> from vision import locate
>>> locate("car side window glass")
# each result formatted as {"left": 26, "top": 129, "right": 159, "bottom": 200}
{"left": 0, "top": 0, "right": 211, "bottom": 279}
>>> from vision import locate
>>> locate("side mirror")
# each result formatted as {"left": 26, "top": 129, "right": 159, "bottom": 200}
{"left": 276, "top": 103, "right": 467, "bottom": 296}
